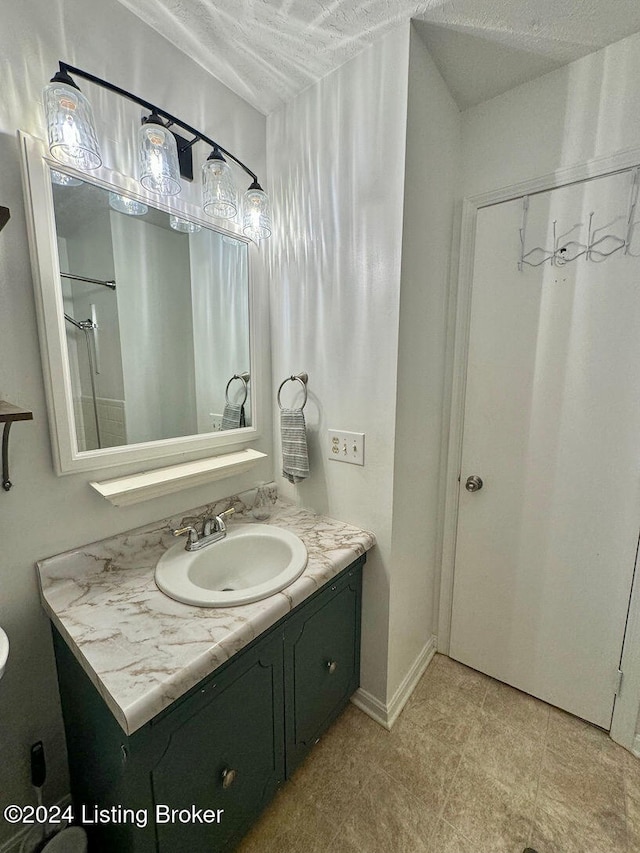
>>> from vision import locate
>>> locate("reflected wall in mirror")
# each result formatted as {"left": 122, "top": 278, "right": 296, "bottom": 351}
{"left": 51, "top": 171, "right": 251, "bottom": 453}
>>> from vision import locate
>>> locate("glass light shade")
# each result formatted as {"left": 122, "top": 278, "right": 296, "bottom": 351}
{"left": 43, "top": 81, "right": 102, "bottom": 171}
{"left": 138, "top": 121, "right": 181, "bottom": 196}
{"left": 170, "top": 215, "right": 202, "bottom": 233}
{"left": 242, "top": 187, "right": 272, "bottom": 241}
{"left": 108, "top": 192, "right": 148, "bottom": 216}
{"left": 50, "top": 169, "right": 83, "bottom": 187}
{"left": 202, "top": 158, "right": 238, "bottom": 219}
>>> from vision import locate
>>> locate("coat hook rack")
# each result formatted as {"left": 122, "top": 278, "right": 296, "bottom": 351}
{"left": 518, "top": 167, "right": 640, "bottom": 270}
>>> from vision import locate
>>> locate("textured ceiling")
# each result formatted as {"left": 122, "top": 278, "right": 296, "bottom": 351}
{"left": 115, "top": 0, "right": 640, "bottom": 113}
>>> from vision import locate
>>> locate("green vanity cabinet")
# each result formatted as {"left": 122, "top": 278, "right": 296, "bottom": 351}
{"left": 284, "top": 565, "right": 362, "bottom": 776}
{"left": 52, "top": 555, "right": 364, "bottom": 852}
{"left": 53, "top": 625, "right": 285, "bottom": 853}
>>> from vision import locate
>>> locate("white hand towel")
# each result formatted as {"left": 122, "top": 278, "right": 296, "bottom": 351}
{"left": 281, "top": 407, "right": 310, "bottom": 483}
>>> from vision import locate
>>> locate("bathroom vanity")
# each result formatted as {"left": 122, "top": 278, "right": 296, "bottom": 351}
{"left": 37, "top": 495, "right": 375, "bottom": 852}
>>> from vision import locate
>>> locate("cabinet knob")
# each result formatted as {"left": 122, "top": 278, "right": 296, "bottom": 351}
{"left": 327, "top": 660, "right": 337, "bottom": 675}
{"left": 221, "top": 767, "right": 237, "bottom": 789}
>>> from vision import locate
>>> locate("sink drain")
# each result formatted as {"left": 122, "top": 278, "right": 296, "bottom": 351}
{"left": 221, "top": 587, "right": 235, "bottom": 592}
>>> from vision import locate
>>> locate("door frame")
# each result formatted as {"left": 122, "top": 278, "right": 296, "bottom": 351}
{"left": 437, "top": 145, "right": 640, "bottom": 751}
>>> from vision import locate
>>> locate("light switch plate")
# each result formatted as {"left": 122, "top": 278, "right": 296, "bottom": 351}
{"left": 328, "top": 430, "right": 365, "bottom": 465}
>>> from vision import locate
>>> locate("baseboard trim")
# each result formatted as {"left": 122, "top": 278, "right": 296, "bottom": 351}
{"left": 0, "top": 795, "right": 71, "bottom": 853}
{"left": 386, "top": 635, "right": 437, "bottom": 727}
{"left": 351, "top": 687, "right": 391, "bottom": 729}
{"left": 351, "top": 635, "right": 437, "bottom": 730}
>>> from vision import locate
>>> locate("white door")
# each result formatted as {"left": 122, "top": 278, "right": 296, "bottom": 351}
{"left": 450, "top": 171, "right": 640, "bottom": 728}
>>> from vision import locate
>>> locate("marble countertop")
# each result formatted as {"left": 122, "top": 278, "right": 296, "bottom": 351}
{"left": 37, "top": 492, "right": 375, "bottom": 736}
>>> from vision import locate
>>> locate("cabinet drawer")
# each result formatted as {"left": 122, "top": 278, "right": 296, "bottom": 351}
{"left": 284, "top": 564, "right": 362, "bottom": 775}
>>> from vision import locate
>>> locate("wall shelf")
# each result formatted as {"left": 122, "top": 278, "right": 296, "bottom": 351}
{"left": 90, "top": 447, "right": 267, "bottom": 506}
{"left": 0, "top": 400, "right": 34, "bottom": 492}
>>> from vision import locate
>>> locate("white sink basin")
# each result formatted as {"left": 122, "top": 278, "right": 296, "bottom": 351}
{"left": 155, "top": 524, "right": 308, "bottom": 607}
{"left": 0, "top": 627, "right": 8, "bottom": 680}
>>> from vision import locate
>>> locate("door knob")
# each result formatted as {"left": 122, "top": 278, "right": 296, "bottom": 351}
{"left": 465, "top": 475, "right": 483, "bottom": 492}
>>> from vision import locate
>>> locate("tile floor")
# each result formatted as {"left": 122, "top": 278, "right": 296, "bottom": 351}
{"left": 237, "top": 654, "right": 640, "bottom": 853}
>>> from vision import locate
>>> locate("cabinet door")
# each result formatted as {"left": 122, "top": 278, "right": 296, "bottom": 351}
{"left": 151, "top": 632, "right": 284, "bottom": 853}
{"left": 284, "top": 565, "right": 362, "bottom": 775}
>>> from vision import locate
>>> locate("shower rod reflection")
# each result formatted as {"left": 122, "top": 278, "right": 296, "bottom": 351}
{"left": 64, "top": 313, "right": 94, "bottom": 331}
{"left": 61, "top": 271, "right": 116, "bottom": 290}
{"left": 64, "top": 313, "right": 102, "bottom": 449}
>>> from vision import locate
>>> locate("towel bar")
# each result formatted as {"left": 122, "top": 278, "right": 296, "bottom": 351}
{"left": 277, "top": 373, "right": 308, "bottom": 410}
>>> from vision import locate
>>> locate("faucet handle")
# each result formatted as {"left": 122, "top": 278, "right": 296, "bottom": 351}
{"left": 213, "top": 507, "right": 235, "bottom": 533}
{"left": 172, "top": 525, "right": 199, "bottom": 549}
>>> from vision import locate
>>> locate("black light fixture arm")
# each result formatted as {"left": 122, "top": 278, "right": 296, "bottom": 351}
{"left": 57, "top": 61, "right": 259, "bottom": 183}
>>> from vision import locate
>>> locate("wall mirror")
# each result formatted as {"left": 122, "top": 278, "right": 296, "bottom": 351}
{"left": 20, "top": 132, "right": 259, "bottom": 475}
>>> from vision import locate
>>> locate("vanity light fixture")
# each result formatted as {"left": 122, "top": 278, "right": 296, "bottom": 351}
{"left": 169, "top": 215, "right": 202, "bottom": 233}
{"left": 202, "top": 146, "right": 238, "bottom": 219}
{"left": 42, "top": 62, "right": 272, "bottom": 239}
{"left": 243, "top": 180, "right": 272, "bottom": 241}
{"left": 108, "top": 192, "right": 148, "bottom": 216}
{"left": 138, "top": 112, "right": 181, "bottom": 196}
{"left": 43, "top": 69, "right": 102, "bottom": 171}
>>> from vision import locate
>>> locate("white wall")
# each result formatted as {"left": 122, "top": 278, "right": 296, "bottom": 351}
{"left": 462, "top": 31, "right": 640, "bottom": 198}
{"left": 387, "top": 27, "right": 461, "bottom": 701}
{"left": 459, "top": 30, "right": 640, "bottom": 737}
{"left": 267, "top": 22, "right": 461, "bottom": 709}
{"left": 0, "top": 1, "right": 270, "bottom": 842}
{"left": 267, "top": 23, "right": 412, "bottom": 703}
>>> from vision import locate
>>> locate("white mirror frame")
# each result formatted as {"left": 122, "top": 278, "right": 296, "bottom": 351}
{"left": 19, "top": 131, "right": 261, "bottom": 475}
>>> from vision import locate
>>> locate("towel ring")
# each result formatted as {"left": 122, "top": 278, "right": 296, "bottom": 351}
{"left": 225, "top": 372, "right": 250, "bottom": 406}
{"left": 277, "top": 373, "right": 308, "bottom": 410}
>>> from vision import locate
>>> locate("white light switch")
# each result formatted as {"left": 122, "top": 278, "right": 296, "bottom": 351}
{"left": 328, "top": 430, "right": 365, "bottom": 466}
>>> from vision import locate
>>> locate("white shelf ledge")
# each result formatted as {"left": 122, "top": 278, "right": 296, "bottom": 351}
{"left": 90, "top": 448, "right": 267, "bottom": 506}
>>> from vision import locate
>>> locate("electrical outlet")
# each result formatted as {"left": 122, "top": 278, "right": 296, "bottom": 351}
{"left": 210, "top": 413, "right": 224, "bottom": 431}
{"left": 328, "top": 430, "right": 365, "bottom": 466}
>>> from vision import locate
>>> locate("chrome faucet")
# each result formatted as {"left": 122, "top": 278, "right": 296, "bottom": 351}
{"left": 173, "top": 507, "right": 235, "bottom": 551}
